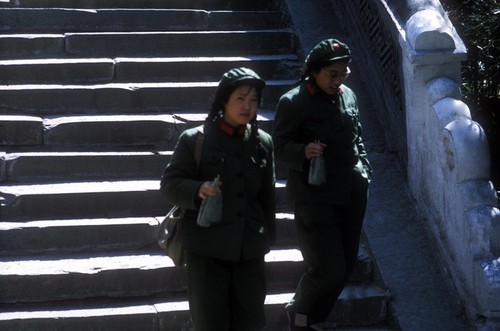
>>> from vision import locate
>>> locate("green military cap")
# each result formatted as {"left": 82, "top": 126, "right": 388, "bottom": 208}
{"left": 212, "top": 67, "right": 265, "bottom": 111}
{"left": 217, "top": 67, "right": 265, "bottom": 91}
{"left": 305, "top": 38, "right": 351, "bottom": 65}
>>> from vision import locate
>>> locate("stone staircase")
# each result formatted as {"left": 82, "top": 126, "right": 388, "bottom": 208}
{"left": 0, "top": 1, "right": 392, "bottom": 330}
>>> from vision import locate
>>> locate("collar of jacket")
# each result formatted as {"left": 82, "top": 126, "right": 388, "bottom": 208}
{"left": 219, "top": 120, "right": 247, "bottom": 137}
{"left": 306, "top": 79, "right": 344, "bottom": 97}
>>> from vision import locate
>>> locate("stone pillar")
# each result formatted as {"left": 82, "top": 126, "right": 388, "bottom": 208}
{"left": 403, "top": 8, "right": 466, "bottom": 195}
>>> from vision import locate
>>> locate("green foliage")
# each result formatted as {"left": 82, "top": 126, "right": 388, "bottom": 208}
{"left": 444, "top": 0, "right": 499, "bottom": 103}
{"left": 443, "top": 0, "right": 499, "bottom": 189}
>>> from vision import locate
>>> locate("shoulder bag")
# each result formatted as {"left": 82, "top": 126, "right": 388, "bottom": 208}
{"left": 158, "top": 129, "right": 204, "bottom": 267}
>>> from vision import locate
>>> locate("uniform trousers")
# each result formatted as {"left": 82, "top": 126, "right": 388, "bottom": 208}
{"left": 287, "top": 175, "right": 368, "bottom": 325}
{"left": 186, "top": 252, "right": 267, "bottom": 331}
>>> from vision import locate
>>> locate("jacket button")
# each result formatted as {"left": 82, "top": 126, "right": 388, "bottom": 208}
{"left": 237, "top": 212, "right": 244, "bottom": 217}
{"left": 237, "top": 192, "right": 244, "bottom": 198}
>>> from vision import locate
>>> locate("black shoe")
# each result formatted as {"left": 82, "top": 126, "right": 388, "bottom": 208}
{"left": 287, "top": 311, "right": 315, "bottom": 331}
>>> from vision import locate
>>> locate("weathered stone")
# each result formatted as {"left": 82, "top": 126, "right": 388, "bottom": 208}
{"left": 0, "top": 152, "right": 5, "bottom": 182}
{"left": 443, "top": 119, "right": 490, "bottom": 182}
{"left": 0, "top": 58, "right": 115, "bottom": 84}
{"left": 427, "top": 77, "right": 462, "bottom": 105}
{"left": 4, "top": 151, "right": 171, "bottom": 182}
{"left": 114, "top": 54, "right": 299, "bottom": 82}
{"left": 467, "top": 206, "right": 500, "bottom": 259}
{"left": 65, "top": 31, "right": 295, "bottom": 57}
{"left": 0, "top": 217, "right": 159, "bottom": 254}
{"left": 0, "top": 34, "right": 64, "bottom": 59}
{"left": 0, "top": 180, "right": 167, "bottom": 220}
{"left": 0, "top": 115, "right": 43, "bottom": 146}
{"left": 0, "top": 8, "right": 209, "bottom": 32}
{"left": 475, "top": 258, "right": 500, "bottom": 318}
{"left": 0, "top": 180, "right": 287, "bottom": 221}
{"left": 406, "top": 9, "right": 456, "bottom": 51}
{"left": 43, "top": 114, "right": 187, "bottom": 147}
{"left": 0, "top": 82, "right": 292, "bottom": 113}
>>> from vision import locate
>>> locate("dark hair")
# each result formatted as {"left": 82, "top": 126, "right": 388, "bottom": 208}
{"left": 301, "top": 58, "right": 351, "bottom": 81}
{"left": 206, "top": 80, "right": 264, "bottom": 123}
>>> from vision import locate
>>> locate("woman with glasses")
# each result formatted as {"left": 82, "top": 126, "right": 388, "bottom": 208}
{"left": 272, "top": 38, "right": 372, "bottom": 330}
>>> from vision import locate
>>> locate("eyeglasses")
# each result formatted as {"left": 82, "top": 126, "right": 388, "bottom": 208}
{"left": 321, "top": 67, "right": 351, "bottom": 81}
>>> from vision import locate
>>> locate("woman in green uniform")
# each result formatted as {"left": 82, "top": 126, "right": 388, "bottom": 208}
{"left": 272, "top": 39, "right": 372, "bottom": 330}
{"left": 160, "top": 67, "right": 276, "bottom": 331}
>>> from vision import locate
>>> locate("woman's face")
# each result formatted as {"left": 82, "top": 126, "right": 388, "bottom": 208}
{"left": 312, "top": 61, "right": 350, "bottom": 96}
{"left": 223, "top": 85, "right": 259, "bottom": 127}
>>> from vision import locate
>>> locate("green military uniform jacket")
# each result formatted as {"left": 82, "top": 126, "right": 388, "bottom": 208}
{"left": 161, "top": 120, "right": 276, "bottom": 262}
{"left": 273, "top": 79, "right": 372, "bottom": 204}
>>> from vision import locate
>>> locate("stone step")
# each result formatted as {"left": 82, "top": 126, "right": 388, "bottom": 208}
{"left": 42, "top": 114, "right": 192, "bottom": 148}
{"left": 1, "top": 141, "right": 285, "bottom": 184}
{"left": 0, "top": 0, "right": 280, "bottom": 10}
{"left": 0, "top": 212, "right": 365, "bottom": 261}
{"left": 0, "top": 248, "right": 375, "bottom": 304}
{"left": 0, "top": 58, "right": 114, "bottom": 85}
{"left": 0, "top": 80, "right": 293, "bottom": 114}
{"left": 0, "top": 180, "right": 166, "bottom": 220}
{"left": 0, "top": 115, "right": 43, "bottom": 146}
{"left": 0, "top": 29, "right": 296, "bottom": 59}
{"left": 0, "top": 55, "right": 300, "bottom": 84}
{"left": 0, "top": 112, "right": 281, "bottom": 181}
{"left": 0, "top": 213, "right": 298, "bottom": 255}
{"left": 0, "top": 251, "right": 189, "bottom": 304}
{"left": 0, "top": 107, "right": 277, "bottom": 148}
{"left": 65, "top": 30, "right": 295, "bottom": 58}
{"left": 114, "top": 55, "right": 300, "bottom": 83}
{"left": 1, "top": 150, "right": 171, "bottom": 183}
{"left": 41, "top": 112, "right": 274, "bottom": 148}
{"left": 0, "top": 8, "right": 286, "bottom": 32}
{"left": 0, "top": 179, "right": 290, "bottom": 221}
{"left": 0, "top": 284, "right": 390, "bottom": 330}
{"left": 0, "top": 217, "right": 160, "bottom": 255}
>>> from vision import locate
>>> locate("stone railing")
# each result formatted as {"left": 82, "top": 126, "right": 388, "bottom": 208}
{"left": 334, "top": 0, "right": 500, "bottom": 327}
